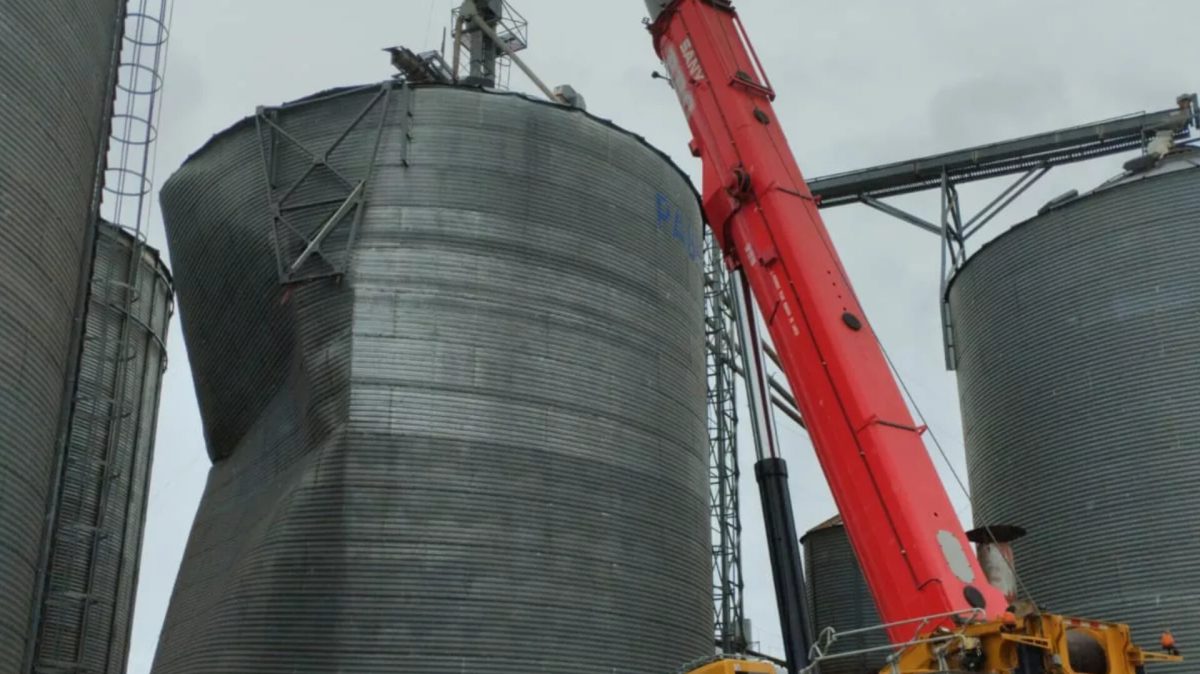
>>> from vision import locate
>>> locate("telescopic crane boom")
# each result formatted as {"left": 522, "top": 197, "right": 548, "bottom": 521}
{"left": 645, "top": 0, "right": 1003, "bottom": 637}
{"left": 642, "top": 2, "right": 1187, "bottom": 674}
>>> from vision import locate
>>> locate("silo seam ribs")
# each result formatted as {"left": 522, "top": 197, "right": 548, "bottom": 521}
{"left": 152, "top": 83, "right": 710, "bottom": 673}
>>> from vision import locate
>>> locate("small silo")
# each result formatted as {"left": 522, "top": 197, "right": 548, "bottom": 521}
{"left": 803, "top": 516, "right": 887, "bottom": 674}
{"left": 949, "top": 148, "right": 1200, "bottom": 647}
{"left": 0, "top": 1, "right": 127, "bottom": 666}
{"left": 152, "top": 83, "right": 710, "bottom": 673}
{"left": 28, "top": 222, "right": 173, "bottom": 674}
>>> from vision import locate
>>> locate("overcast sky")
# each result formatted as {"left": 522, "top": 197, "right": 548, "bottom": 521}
{"left": 128, "top": 1, "right": 1200, "bottom": 670}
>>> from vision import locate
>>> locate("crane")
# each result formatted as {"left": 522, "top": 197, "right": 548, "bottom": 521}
{"left": 641, "top": 1, "right": 1188, "bottom": 673}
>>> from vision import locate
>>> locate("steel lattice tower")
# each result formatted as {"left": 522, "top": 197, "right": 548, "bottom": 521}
{"left": 704, "top": 231, "right": 745, "bottom": 652}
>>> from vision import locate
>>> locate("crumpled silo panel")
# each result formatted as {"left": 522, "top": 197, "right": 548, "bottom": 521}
{"left": 152, "top": 83, "right": 710, "bottom": 673}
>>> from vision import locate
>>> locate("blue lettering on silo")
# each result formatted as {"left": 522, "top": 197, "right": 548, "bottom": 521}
{"left": 655, "top": 192, "right": 701, "bottom": 264}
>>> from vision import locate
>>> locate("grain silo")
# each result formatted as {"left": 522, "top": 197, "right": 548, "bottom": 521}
{"left": 950, "top": 148, "right": 1200, "bottom": 648}
{"left": 151, "top": 83, "right": 710, "bottom": 673}
{"left": 27, "top": 222, "right": 173, "bottom": 674}
{"left": 0, "top": 1, "right": 127, "bottom": 666}
{"left": 803, "top": 516, "right": 887, "bottom": 674}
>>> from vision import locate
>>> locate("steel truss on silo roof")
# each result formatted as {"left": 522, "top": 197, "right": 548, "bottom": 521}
{"left": 254, "top": 81, "right": 403, "bottom": 284}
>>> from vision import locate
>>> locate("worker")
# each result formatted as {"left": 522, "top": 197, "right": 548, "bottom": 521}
{"left": 1000, "top": 609, "right": 1018, "bottom": 633}
{"left": 1162, "top": 631, "right": 1180, "bottom": 656}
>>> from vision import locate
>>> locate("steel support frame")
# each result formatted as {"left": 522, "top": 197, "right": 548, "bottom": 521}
{"left": 806, "top": 95, "right": 1199, "bottom": 369}
{"left": 704, "top": 231, "right": 746, "bottom": 652}
{"left": 704, "top": 239, "right": 808, "bottom": 653}
{"left": 806, "top": 99, "right": 1195, "bottom": 208}
{"left": 450, "top": 0, "right": 530, "bottom": 91}
{"left": 254, "top": 82, "right": 395, "bottom": 284}
{"left": 703, "top": 235, "right": 807, "bottom": 654}
{"left": 841, "top": 166, "right": 1050, "bottom": 369}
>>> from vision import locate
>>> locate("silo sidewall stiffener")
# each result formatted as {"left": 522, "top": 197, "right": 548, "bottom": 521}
{"left": 152, "top": 84, "right": 710, "bottom": 673}
{"left": 950, "top": 156, "right": 1200, "bottom": 648}
{"left": 0, "top": 1, "right": 127, "bottom": 666}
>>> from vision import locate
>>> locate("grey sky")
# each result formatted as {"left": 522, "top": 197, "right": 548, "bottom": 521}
{"left": 129, "top": 2, "right": 1200, "bottom": 671}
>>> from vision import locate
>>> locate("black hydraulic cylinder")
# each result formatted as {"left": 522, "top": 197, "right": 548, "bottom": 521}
{"left": 756, "top": 457, "right": 812, "bottom": 674}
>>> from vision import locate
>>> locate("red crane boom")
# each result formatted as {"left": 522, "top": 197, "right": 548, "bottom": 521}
{"left": 645, "top": 0, "right": 1007, "bottom": 643}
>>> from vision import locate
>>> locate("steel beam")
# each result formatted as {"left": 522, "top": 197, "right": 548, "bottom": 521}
{"left": 810, "top": 99, "right": 1196, "bottom": 208}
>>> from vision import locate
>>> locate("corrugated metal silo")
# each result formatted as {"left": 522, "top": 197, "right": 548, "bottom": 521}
{"left": 29, "top": 222, "right": 173, "bottom": 674}
{"left": 152, "top": 83, "right": 710, "bottom": 673}
{"left": 949, "top": 149, "right": 1200, "bottom": 648}
{"left": 803, "top": 516, "right": 887, "bottom": 674}
{"left": 0, "top": 1, "right": 127, "bottom": 667}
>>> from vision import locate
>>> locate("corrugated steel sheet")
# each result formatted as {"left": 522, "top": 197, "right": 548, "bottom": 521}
{"left": 950, "top": 152, "right": 1200, "bottom": 649}
{"left": 0, "top": 1, "right": 126, "bottom": 668}
{"left": 803, "top": 516, "right": 887, "bottom": 674}
{"left": 152, "top": 84, "right": 710, "bottom": 673}
{"left": 30, "top": 223, "right": 173, "bottom": 674}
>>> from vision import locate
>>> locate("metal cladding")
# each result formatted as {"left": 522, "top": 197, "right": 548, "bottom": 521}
{"left": 30, "top": 222, "right": 173, "bottom": 673}
{"left": 153, "top": 83, "right": 709, "bottom": 673}
{"left": 802, "top": 516, "right": 886, "bottom": 674}
{"left": 949, "top": 150, "right": 1200, "bottom": 647}
{"left": 0, "top": 1, "right": 125, "bottom": 667}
